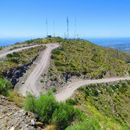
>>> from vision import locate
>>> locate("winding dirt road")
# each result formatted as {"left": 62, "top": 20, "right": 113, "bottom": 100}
{"left": 17, "top": 44, "right": 60, "bottom": 96}
{"left": 55, "top": 77, "right": 130, "bottom": 101}
{"left": 0, "top": 44, "right": 41, "bottom": 58}
{"left": 1, "top": 43, "right": 130, "bottom": 101}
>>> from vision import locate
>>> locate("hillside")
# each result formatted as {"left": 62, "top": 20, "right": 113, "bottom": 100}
{"left": 67, "top": 81, "right": 130, "bottom": 130}
{"left": 50, "top": 39, "right": 130, "bottom": 78}
{"left": 0, "top": 37, "right": 130, "bottom": 129}
{"left": 26, "top": 37, "right": 130, "bottom": 88}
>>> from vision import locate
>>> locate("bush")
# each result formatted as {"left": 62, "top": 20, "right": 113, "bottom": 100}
{"left": 24, "top": 93, "right": 82, "bottom": 130}
{"left": 0, "top": 78, "right": 12, "bottom": 96}
{"left": 66, "top": 99, "right": 77, "bottom": 105}
{"left": 24, "top": 93, "right": 58, "bottom": 124}
{"left": 51, "top": 103, "right": 78, "bottom": 130}
{"left": 66, "top": 117, "right": 101, "bottom": 130}
{"left": 24, "top": 94, "right": 36, "bottom": 112}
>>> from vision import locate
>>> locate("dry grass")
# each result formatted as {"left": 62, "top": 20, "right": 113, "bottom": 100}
{"left": 8, "top": 90, "right": 25, "bottom": 107}
{"left": 43, "top": 125, "right": 56, "bottom": 130}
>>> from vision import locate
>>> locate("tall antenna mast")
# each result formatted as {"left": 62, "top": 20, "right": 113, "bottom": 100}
{"left": 46, "top": 18, "right": 48, "bottom": 36}
{"left": 74, "top": 17, "right": 77, "bottom": 39}
{"left": 53, "top": 21, "right": 55, "bottom": 37}
{"left": 66, "top": 17, "right": 69, "bottom": 38}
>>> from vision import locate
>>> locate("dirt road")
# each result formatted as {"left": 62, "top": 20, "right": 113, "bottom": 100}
{"left": 55, "top": 77, "right": 130, "bottom": 101}
{"left": 1, "top": 43, "right": 130, "bottom": 101}
{"left": 0, "top": 44, "right": 40, "bottom": 58}
{"left": 17, "top": 44, "right": 59, "bottom": 96}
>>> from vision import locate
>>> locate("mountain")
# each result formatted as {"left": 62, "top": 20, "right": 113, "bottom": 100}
{"left": 1, "top": 37, "right": 130, "bottom": 130}
{"left": 24, "top": 37, "right": 130, "bottom": 87}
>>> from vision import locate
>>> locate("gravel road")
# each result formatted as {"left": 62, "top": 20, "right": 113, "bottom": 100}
{"left": 55, "top": 77, "right": 130, "bottom": 101}
{"left": 17, "top": 44, "right": 59, "bottom": 96}
{"left": 1, "top": 43, "right": 130, "bottom": 102}
{"left": 0, "top": 44, "right": 40, "bottom": 58}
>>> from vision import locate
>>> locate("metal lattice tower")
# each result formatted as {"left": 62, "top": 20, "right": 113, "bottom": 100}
{"left": 45, "top": 18, "right": 48, "bottom": 36}
{"left": 66, "top": 17, "right": 69, "bottom": 38}
{"left": 53, "top": 20, "right": 55, "bottom": 37}
{"left": 74, "top": 17, "right": 77, "bottom": 38}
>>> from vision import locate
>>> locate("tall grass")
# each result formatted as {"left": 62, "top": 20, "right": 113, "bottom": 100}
{"left": 24, "top": 93, "right": 82, "bottom": 130}
{"left": 0, "top": 78, "right": 12, "bottom": 96}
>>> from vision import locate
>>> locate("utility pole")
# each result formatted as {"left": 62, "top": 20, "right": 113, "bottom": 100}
{"left": 46, "top": 18, "right": 48, "bottom": 36}
{"left": 74, "top": 17, "right": 77, "bottom": 39}
{"left": 66, "top": 17, "right": 69, "bottom": 38}
{"left": 53, "top": 20, "right": 55, "bottom": 37}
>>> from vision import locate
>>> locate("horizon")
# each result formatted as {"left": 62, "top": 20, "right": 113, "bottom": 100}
{"left": 0, "top": 0, "right": 130, "bottom": 38}
{"left": 1, "top": 36, "right": 130, "bottom": 48}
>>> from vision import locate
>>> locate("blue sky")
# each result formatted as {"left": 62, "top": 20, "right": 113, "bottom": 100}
{"left": 0, "top": 0, "right": 130, "bottom": 38}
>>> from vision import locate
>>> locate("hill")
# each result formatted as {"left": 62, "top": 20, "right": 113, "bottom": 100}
{"left": 67, "top": 80, "right": 130, "bottom": 130}
{"left": 25, "top": 37, "right": 130, "bottom": 87}
{"left": 0, "top": 37, "right": 130, "bottom": 129}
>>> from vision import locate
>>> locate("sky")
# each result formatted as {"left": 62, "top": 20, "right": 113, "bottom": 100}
{"left": 0, "top": 0, "right": 130, "bottom": 38}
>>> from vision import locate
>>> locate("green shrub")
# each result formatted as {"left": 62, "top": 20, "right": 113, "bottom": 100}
{"left": 24, "top": 93, "right": 58, "bottom": 124}
{"left": 51, "top": 103, "right": 78, "bottom": 130}
{"left": 66, "top": 98, "right": 77, "bottom": 105}
{"left": 0, "top": 78, "right": 12, "bottom": 96}
{"left": 24, "top": 94, "right": 36, "bottom": 112}
{"left": 24, "top": 93, "right": 82, "bottom": 129}
{"left": 66, "top": 117, "right": 101, "bottom": 130}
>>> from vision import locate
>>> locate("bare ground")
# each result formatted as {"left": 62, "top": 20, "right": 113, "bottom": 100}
{"left": 16, "top": 44, "right": 60, "bottom": 96}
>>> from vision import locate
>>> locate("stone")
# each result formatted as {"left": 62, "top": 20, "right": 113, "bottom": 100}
{"left": 0, "top": 95, "right": 42, "bottom": 130}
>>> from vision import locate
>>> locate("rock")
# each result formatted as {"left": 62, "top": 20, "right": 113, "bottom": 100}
{"left": 9, "top": 127, "right": 18, "bottom": 130}
{"left": 31, "top": 119, "right": 36, "bottom": 126}
{"left": 0, "top": 95, "right": 42, "bottom": 130}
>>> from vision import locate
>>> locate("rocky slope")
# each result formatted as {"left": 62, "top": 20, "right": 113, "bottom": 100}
{"left": 0, "top": 95, "right": 42, "bottom": 130}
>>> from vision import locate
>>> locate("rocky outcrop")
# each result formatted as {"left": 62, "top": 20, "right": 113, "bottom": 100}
{"left": 0, "top": 95, "right": 43, "bottom": 130}
{"left": 3, "top": 57, "right": 37, "bottom": 86}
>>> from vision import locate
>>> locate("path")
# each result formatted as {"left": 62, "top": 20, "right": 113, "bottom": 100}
{"left": 17, "top": 44, "right": 59, "bottom": 96}
{"left": 55, "top": 77, "right": 130, "bottom": 101}
{"left": 1, "top": 43, "right": 130, "bottom": 102}
{"left": 0, "top": 44, "right": 40, "bottom": 58}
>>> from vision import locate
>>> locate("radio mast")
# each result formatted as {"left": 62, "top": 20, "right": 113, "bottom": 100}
{"left": 53, "top": 20, "right": 55, "bottom": 37}
{"left": 46, "top": 18, "right": 48, "bottom": 36}
{"left": 66, "top": 17, "right": 69, "bottom": 38}
{"left": 74, "top": 17, "right": 77, "bottom": 39}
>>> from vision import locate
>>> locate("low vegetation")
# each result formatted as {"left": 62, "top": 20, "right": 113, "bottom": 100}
{"left": 22, "top": 37, "right": 63, "bottom": 45}
{"left": 24, "top": 37, "right": 130, "bottom": 88}
{"left": 24, "top": 81, "right": 130, "bottom": 130}
{"left": 0, "top": 47, "right": 3, "bottom": 50}
{"left": 24, "top": 93, "right": 83, "bottom": 130}
{"left": 8, "top": 90, "right": 25, "bottom": 107}
{"left": 68, "top": 81, "right": 130, "bottom": 130}
{"left": 0, "top": 46, "right": 45, "bottom": 75}
{"left": 50, "top": 39, "right": 130, "bottom": 79}
{"left": 0, "top": 78, "right": 12, "bottom": 96}
{"left": 1, "top": 37, "right": 130, "bottom": 129}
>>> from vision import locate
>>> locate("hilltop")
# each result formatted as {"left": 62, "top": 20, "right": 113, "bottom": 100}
{"left": 21, "top": 37, "right": 130, "bottom": 88}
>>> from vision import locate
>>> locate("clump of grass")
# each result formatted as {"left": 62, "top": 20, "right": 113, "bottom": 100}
{"left": 66, "top": 117, "right": 101, "bottom": 130}
{"left": 8, "top": 90, "right": 25, "bottom": 107}
{"left": 51, "top": 102, "right": 80, "bottom": 130}
{"left": 0, "top": 78, "right": 12, "bottom": 96}
{"left": 24, "top": 92, "right": 58, "bottom": 124}
{"left": 24, "top": 92, "right": 82, "bottom": 130}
